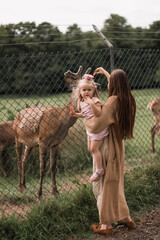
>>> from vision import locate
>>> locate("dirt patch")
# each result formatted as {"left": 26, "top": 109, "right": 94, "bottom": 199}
{"left": 0, "top": 174, "right": 90, "bottom": 218}
{"left": 91, "top": 207, "right": 160, "bottom": 240}
{"left": 0, "top": 201, "right": 30, "bottom": 218}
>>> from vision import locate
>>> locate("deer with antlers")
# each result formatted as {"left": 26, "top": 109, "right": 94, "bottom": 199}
{"left": 13, "top": 66, "right": 91, "bottom": 199}
{"left": 147, "top": 98, "right": 160, "bottom": 152}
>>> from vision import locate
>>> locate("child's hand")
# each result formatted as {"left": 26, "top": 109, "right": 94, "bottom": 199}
{"left": 70, "top": 106, "right": 83, "bottom": 118}
{"left": 70, "top": 106, "right": 78, "bottom": 117}
{"left": 70, "top": 106, "right": 74, "bottom": 113}
{"left": 70, "top": 106, "right": 76, "bottom": 116}
{"left": 84, "top": 96, "right": 93, "bottom": 105}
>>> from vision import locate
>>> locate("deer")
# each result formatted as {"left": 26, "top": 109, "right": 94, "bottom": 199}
{"left": 13, "top": 66, "right": 91, "bottom": 200}
{"left": 147, "top": 98, "right": 160, "bottom": 152}
{"left": 0, "top": 121, "right": 15, "bottom": 176}
{"left": 0, "top": 104, "right": 38, "bottom": 177}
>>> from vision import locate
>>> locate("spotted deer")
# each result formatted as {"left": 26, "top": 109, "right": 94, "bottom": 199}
{"left": 13, "top": 66, "right": 91, "bottom": 199}
{"left": 0, "top": 104, "right": 38, "bottom": 177}
{"left": 147, "top": 98, "right": 160, "bottom": 152}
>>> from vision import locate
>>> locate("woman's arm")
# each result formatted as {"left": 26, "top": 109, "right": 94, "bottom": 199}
{"left": 85, "top": 96, "right": 118, "bottom": 134}
{"left": 90, "top": 102, "right": 102, "bottom": 117}
{"left": 95, "top": 67, "right": 110, "bottom": 80}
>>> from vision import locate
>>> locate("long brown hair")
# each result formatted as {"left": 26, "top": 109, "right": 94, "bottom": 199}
{"left": 108, "top": 69, "right": 136, "bottom": 139}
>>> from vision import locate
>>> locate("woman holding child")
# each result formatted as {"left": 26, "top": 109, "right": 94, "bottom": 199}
{"left": 85, "top": 67, "right": 136, "bottom": 236}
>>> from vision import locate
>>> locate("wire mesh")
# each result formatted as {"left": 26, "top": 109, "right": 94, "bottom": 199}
{"left": 0, "top": 47, "right": 160, "bottom": 218}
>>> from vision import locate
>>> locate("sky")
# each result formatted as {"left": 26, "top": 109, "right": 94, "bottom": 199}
{"left": 1, "top": 0, "right": 160, "bottom": 32}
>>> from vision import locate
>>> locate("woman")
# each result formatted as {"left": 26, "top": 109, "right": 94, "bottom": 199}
{"left": 85, "top": 67, "right": 136, "bottom": 236}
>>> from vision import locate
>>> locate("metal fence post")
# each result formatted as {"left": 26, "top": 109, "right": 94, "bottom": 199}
{"left": 92, "top": 24, "right": 114, "bottom": 72}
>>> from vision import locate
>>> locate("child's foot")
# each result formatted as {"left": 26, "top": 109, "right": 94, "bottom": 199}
{"left": 90, "top": 169, "right": 104, "bottom": 182}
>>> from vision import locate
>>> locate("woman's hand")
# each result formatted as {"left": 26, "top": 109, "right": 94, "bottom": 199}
{"left": 94, "top": 67, "right": 110, "bottom": 80}
{"left": 95, "top": 67, "right": 105, "bottom": 74}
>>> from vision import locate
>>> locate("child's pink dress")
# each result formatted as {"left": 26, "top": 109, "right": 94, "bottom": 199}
{"left": 80, "top": 97, "right": 109, "bottom": 140}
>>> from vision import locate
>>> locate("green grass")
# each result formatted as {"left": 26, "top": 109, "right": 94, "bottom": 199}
{"left": 0, "top": 88, "right": 160, "bottom": 239}
{"left": 1, "top": 89, "right": 160, "bottom": 161}
{"left": 125, "top": 155, "right": 160, "bottom": 212}
{"left": 0, "top": 160, "right": 160, "bottom": 240}
{"left": 1, "top": 88, "right": 160, "bottom": 203}
{"left": 0, "top": 92, "right": 70, "bottom": 122}
{"left": 1, "top": 88, "right": 160, "bottom": 163}
{"left": 0, "top": 167, "right": 92, "bottom": 204}
{"left": 125, "top": 89, "right": 160, "bottom": 162}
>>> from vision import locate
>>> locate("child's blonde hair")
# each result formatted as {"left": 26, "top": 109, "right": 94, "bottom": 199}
{"left": 76, "top": 74, "right": 100, "bottom": 111}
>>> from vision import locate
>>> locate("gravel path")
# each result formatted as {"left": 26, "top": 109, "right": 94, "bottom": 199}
{"left": 90, "top": 207, "right": 160, "bottom": 240}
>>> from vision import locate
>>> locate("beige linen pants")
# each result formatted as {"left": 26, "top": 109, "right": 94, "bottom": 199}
{"left": 92, "top": 136, "right": 108, "bottom": 217}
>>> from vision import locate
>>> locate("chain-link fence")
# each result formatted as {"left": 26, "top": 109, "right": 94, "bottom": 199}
{"left": 0, "top": 47, "right": 160, "bottom": 218}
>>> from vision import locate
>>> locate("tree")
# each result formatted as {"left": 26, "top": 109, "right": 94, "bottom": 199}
{"left": 146, "top": 21, "right": 160, "bottom": 49}
{"left": 102, "top": 14, "right": 139, "bottom": 48}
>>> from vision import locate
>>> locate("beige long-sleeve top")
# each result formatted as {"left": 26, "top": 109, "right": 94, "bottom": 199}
{"left": 85, "top": 95, "right": 130, "bottom": 224}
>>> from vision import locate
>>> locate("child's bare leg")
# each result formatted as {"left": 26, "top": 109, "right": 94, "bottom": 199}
{"left": 90, "top": 139, "right": 104, "bottom": 182}
{"left": 87, "top": 138, "right": 92, "bottom": 154}
{"left": 91, "top": 139, "right": 103, "bottom": 169}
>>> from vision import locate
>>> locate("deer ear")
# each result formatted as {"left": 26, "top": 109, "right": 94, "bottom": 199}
{"left": 65, "top": 77, "right": 74, "bottom": 86}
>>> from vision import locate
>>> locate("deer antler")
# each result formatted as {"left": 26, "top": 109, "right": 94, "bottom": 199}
{"left": 84, "top": 67, "right": 91, "bottom": 75}
{"left": 64, "top": 66, "right": 83, "bottom": 79}
{"left": 64, "top": 66, "right": 92, "bottom": 87}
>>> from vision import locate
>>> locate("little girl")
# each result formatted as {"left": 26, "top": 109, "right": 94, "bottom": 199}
{"left": 70, "top": 74, "right": 109, "bottom": 182}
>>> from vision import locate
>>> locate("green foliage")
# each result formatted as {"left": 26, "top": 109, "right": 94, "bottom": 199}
{"left": 0, "top": 160, "right": 160, "bottom": 240}
{"left": 154, "top": 61, "right": 160, "bottom": 84}
{"left": 6, "top": 109, "right": 15, "bottom": 121}
{"left": 102, "top": 14, "right": 135, "bottom": 48}
{"left": 0, "top": 185, "right": 98, "bottom": 240}
{"left": 0, "top": 216, "right": 20, "bottom": 240}
{"left": 125, "top": 157, "right": 160, "bottom": 212}
{"left": 0, "top": 47, "right": 159, "bottom": 96}
{"left": 102, "top": 14, "right": 160, "bottom": 49}
{"left": 0, "top": 15, "right": 159, "bottom": 57}
{"left": 146, "top": 21, "right": 160, "bottom": 49}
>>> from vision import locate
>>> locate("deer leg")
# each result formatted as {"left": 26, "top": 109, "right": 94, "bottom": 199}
{"left": 0, "top": 147, "right": 7, "bottom": 177}
{"left": 37, "top": 144, "right": 47, "bottom": 200}
{"left": 15, "top": 139, "right": 23, "bottom": 192}
{"left": 50, "top": 146, "right": 59, "bottom": 195}
{"left": 21, "top": 145, "right": 33, "bottom": 189}
{"left": 151, "top": 125, "right": 156, "bottom": 152}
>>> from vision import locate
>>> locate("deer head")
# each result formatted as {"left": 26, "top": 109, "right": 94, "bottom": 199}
{"left": 64, "top": 66, "right": 91, "bottom": 90}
